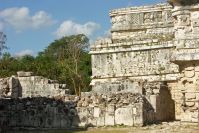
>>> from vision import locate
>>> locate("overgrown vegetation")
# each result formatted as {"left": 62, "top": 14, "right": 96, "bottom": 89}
{"left": 0, "top": 34, "right": 92, "bottom": 95}
{"left": 168, "top": 0, "right": 199, "bottom": 6}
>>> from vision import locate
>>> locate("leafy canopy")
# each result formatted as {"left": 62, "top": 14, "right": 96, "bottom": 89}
{"left": 0, "top": 34, "right": 92, "bottom": 95}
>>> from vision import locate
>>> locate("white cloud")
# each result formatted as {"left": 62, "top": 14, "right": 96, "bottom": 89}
{"left": 0, "top": 21, "right": 4, "bottom": 31}
{"left": 104, "top": 30, "right": 111, "bottom": 38}
{"left": 0, "top": 7, "right": 55, "bottom": 32}
{"left": 55, "top": 20, "right": 100, "bottom": 38}
{"left": 15, "top": 49, "right": 33, "bottom": 57}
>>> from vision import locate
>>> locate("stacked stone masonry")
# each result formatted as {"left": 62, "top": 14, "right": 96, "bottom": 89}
{"left": 90, "top": 3, "right": 199, "bottom": 123}
{"left": 0, "top": 71, "right": 69, "bottom": 98}
{"left": 1, "top": 2, "right": 199, "bottom": 131}
{"left": 0, "top": 72, "right": 174, "bottom": 130}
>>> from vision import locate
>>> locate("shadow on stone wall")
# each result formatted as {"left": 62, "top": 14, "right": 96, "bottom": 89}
{"left": 0, "top": 97, "right": 81, "bottom": 133}
{"left": 143, "top": 82, "right": 175, "bottom": 124}
{"left": 0, "top": 82, "right": 176, "bottom": 132}
{"left": 156, "top": 82, "right": 175, "bottom": 121}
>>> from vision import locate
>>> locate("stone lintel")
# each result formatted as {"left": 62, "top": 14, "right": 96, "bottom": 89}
{"left": 90, "top": 44, "right": 175, "bottom": 54}
{"left": 90, "top": 73, "right": 179, "bottom": 84}
{"left": 111, "top": 23, "right": 174, "bottom": 32}
{"left": 109, "top": 3, "right": 172, "bottom": 17}
{"left": 171, "top": 49, "right": 199, "bottom": 63}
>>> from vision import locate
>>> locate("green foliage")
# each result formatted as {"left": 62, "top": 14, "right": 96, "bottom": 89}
{"left": 0, "top": 34, "right": 92, "bottom": 95}
{"left": 0, "top": 32, "right": 7, "bottom": 57}
{"left": 168, "top": 0, "right": 199, "bottom": 6}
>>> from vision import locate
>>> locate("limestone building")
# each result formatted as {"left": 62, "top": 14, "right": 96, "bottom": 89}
{"left": 90, "top": 3, "right": 199, "bottom": 123}
{"left": 1, "top": 3, "right": 199, "bottom": 129}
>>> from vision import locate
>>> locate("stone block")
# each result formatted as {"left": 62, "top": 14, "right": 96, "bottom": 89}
{"left": 186, "top": 93, "right": 196, "bottom": 100}
{"left": 94, "top": 107, "right": 100, "bottom": 118}
{"left": 17, "top": 71, "right": 34, "bottom": 77}
{"left": 184, "top": 70, "right": 195, "bottom": 78}
{"left": 60, "top": 116, "right": 69, "bottom": 128}
{"left": 195, "top": 93, "right": 199, "bottom": 100}
{"left": 150, "top": 95, "right": 157, "bottom": 112}
{"left": 133, "top": 107, "right": 137, "bottom": 115}
{"left": 181, "top": 112, "right": 192, "bottom": 122}
{"left": 96, "top": 117, "right": 105, "bottom": 127}
{"left": 186, "top": 101, "right": 195, "bottom": 107}
{"left": 106, "top": 105, "right": 115, "bottom": 115}
{"left": 185, "top": 66, "right": 194, "bottom": 71}
{"left": 195, "top": 66, "right": 199, "bottom": 72}
{"left": 191, "top": 112, "right": 198, "bottom": 122}
{"left": 115, "top": 107, "right": 133, "bottom": 126}
{"left": 105, "top": 113, "right": 115, "bottom": 126}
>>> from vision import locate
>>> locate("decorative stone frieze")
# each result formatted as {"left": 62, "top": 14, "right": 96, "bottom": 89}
{"left": 91, "top": 3, "right": 199, "bottom": 124}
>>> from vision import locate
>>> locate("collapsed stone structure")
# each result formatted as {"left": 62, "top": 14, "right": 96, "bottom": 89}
{"left": 90, "top": 3, "right": 199, "bottom": 123}
{"left": 1, "top": 2, "right": 199, "bottom": 131}
{"left": 0, "top": 71, "right": 69, "bottom": 98}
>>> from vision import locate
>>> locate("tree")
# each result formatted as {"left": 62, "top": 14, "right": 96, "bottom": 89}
{"left": 168, "top": 0, "right": 199, "bottom": 6}
{"left": 41, "top": 34, "right": 91, "bottom": 95}
{"left": 0, "top": 34, "right": 92, "bottom": 95}
{"left": 0, "top": 32, "right": 7, "bottom": 58}
{"left": 58, "top": 34, "right": 90, "bottom": 95}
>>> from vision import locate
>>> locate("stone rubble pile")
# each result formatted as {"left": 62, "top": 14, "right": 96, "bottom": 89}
{"left": 77, "top": 92, "right": 143, "bottom": 108}
{"left": 0, "top": 78, "right": 10, "bottom": 97}
{"left": 0, "top": 92, "right": 151, "bottom": 131}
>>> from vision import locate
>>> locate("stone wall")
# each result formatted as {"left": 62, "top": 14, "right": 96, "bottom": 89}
{"left": 143, "top": 82, "right": 175, "bottom": 122}
{"left": 90, "top": 2, "right": 199, "bottom": 123}
{"left": 76, "top": 92, "right": 145, "bottom": 127}
{"left": 90, "top": 4, "right": 179, "bottom": 94}
{"left": 91, "top": 48, "right": 178, "bottom": 79}
{"left": 0, "top": 71, "right": 69, "bottom": 98}
{"left": 0, "top": 97, "right": 78, "bottom": 130}
{"left": 0, "top": 80, "right": 177, "bottom": 132}
{"left": 1, "top": 2, "right": 199, "bottom": 131}
{"left": 169, "top": 62, "right": 199, "bottom": 122}
{"left": 0, "top": 73, "right": 177, "bottom": 133}
{"left": 0, "top": 92, "right": 155, "bottom": 131}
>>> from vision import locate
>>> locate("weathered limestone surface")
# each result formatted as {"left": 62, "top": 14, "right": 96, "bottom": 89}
{"left": 1, "top": 2, "right": 199, "bottom": 131}
{"left": 90, "top": 4, "right": 179, "bottom": 94}
{"left": 0, "top": 92, "right": 151, "bottom": 130}
{"left": 0, "top": 71, "right": 69, "bottom": 98}
{"left": 90, "top": 3, "right": 199, "bottom": 123}
{"left": 76, "top": 92, "right": 145, "bottom": 127}
{"left": 0, "top": 80, "right": 176, "bottom": 131}
{"left": 0, "top": 97, "right": 78, "bottom": 130}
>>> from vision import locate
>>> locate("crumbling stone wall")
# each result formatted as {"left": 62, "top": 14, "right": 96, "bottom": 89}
{"left": 0, "top": 97, "right": 78, "bottom": 130}
{"left": 90, "top": 4, "right": 179, "bottom": 94}
{"left": 0, "top": 71, "right": 69, "bottom": 98}
{"left": 0, "top": 76, "right": 176, "bottom": 132}
{"left": 169, "top": 4, "right": 199, "bottom": 122}
{"left": 0, "top": 92, "right": 153, "bottom": 131}
{"left": 77, "top": 92, "right": 145, "bottom": 127}
{"left": 169, "top": 62, "right": 199, "bottom": 122}
{"left": 1, "top": 3, "right": 199, "bottom": 131}
{"left": 90, "top": 2, "right": 199, "bottom": 123}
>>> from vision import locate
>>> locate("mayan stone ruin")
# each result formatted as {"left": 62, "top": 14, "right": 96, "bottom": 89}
{"left": 1, "top": 1, "right": 199, "bottom": 131}
{"left": 90, "top": 3, "right": 199, "bottom": 123}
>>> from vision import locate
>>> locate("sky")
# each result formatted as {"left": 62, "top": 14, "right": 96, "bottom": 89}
{"left": 0, "top": 0, "right": 166, "bottom": 57}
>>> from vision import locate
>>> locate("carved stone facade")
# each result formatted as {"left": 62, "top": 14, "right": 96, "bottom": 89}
{"left": 1, "top": 3, "right": 199, "bottom": 131}
{"left": 90, "top": 3, "right": 199, "bottom": 123}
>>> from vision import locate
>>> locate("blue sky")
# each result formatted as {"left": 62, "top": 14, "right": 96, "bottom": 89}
{"left": 0, "top": 0, "right": 165, "bottom": 57}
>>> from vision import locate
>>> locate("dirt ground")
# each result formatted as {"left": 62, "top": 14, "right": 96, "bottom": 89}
{"left": 85, "top": 122, "right": 199, "bottom": 133}
{"left": 6, "top": 122, "right": 199, "bottom": 133}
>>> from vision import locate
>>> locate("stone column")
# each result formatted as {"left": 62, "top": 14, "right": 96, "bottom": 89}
{"left": 172, "top": 5, "right": 199, "bottom": 48}
{"left": 172, "top": 6, "right": 191, "bottom": 48}
{"left": 150, "top": 95, "right": 157, "bottom": 112}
